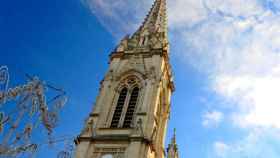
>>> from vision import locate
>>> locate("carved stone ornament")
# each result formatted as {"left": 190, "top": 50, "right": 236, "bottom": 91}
{"left": 119, "top": 76, "right": 141, "bottom": 90}
{"left": 81, "top": 118, "right": 95, "bottom": 137}
{"left": 127, "top": 36, "right": 138, "bottom": 49}
{"left": 104, "top": 70, "right": 114, "bottom": 81}
{"left": 147, "top": 66, "right": 157, "bottom": 83}
{"left": 132, "top": 118, "right": 144, "bottom": 137}
{"left": 116, "top": 36, "right": 129, "bottom": 52}
{"left": 128, "top": 56, "right": 139, "bottom": 68}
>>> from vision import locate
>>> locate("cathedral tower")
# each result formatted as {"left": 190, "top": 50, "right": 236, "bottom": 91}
{"left": 75, "top": 0, "right": 176, "bottom": 157}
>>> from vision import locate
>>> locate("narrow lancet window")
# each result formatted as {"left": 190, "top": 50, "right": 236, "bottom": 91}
{"left": 111, "top": 88, "right": 128, "bottom": 128}
{"left": 123, "top": 87, "right": 139, "bottom": 128}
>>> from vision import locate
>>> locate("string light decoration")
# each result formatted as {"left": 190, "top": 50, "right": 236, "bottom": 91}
{"left": 0, "top": 66, "right": 70, "bottom": 157}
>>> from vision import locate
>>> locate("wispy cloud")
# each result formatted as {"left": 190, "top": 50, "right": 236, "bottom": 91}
{"left": 173, "top": 0, "right": 280, "bottom": 130}
{"left": 212, "top": 129, "right": 280, "bottom": 158}
{"left": 82, "top": 0, "right": 153, "bottom": 39}
{"left": 168, "top": 0, "right": 208, "bottom": 28}
{"left": 213, "top": 141, "right": 229, "bottom": 158}
{"left": 202, "top": 110, "right": 224, "bottom": 128}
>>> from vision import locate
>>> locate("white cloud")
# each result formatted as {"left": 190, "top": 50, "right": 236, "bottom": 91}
{"left": 215, "top": 67, "right": 280, "bottom": 128}
{"left": 202, "top": 111, "right": 224, "bottom": 128}
{"left": 174, "top": 1, "right": 280, "bottom": 129}
{"left": 204, "top": 0, "right": 263, "bottom": 17}
{"left": 212, "top": 129, "right": 280, "bottom": 158}
{"left": 213, "top": 141, "right": 229, "bottom": 157}
{"left": 168, "top": 0, "right": 208, "bottom": 28}
{"left": 211, "top": 13, "right": 280, "bottom": 128}
{"left": 83, "top": 0, "right": 153, "bottom": 38}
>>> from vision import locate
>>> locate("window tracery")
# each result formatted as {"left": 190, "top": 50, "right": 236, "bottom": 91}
{"left": 110, "top": 76, "right": 142, "bottom": 128}
{"left": 123, "top": 87, "right": 139, "bottom": 128}
{"left": 110, "top": 88, "right": 128, "bottom": 128}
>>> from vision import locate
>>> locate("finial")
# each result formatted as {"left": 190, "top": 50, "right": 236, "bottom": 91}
{"left": 167, "top": 128, "right": 179, "bottom": 158}
{"left": 172, "top": 128, "right": 176, "bottom": 144}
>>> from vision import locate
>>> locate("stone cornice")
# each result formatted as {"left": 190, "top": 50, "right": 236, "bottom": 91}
{"left": 75, "top": 134, "right": 153, "bottom": 145}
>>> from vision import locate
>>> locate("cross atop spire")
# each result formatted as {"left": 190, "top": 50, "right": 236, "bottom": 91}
{"left": 113, "top": 0, "right": 169, "bottom": 54}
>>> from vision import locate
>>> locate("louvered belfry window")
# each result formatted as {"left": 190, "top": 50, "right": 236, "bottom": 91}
{"left": 110, "top": 88, "right": 128, "bottom": 128}
{"left": 110, "top": 76, "right": 141, "bottom": 128}
{"left": 123, "top": 87, "right": 139, "bottom": 128}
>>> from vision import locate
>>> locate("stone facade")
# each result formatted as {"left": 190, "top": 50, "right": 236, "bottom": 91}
{"left": 75, "top": 0, "right": 178, "bottom": 158}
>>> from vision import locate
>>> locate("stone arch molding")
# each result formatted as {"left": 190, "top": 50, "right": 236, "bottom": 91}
{"left": 115, "top": 70, "right": 146, "bottom": 91}
{"left": 108, "top": 70, "right": 146, "bottom": 128}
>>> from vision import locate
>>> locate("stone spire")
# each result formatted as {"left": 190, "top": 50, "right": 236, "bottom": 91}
{"left": 167, "top": 128, "right": 179, "bottom": 158}
{"left": 134, "top": 0, "right": 168, "bottom": 37}
{"left": 114, "top": 0, "right": 169, "bottom": 53}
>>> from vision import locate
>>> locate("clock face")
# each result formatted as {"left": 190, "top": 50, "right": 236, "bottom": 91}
{"left": 101, "top": 154, "right": 113, "bottom": 158}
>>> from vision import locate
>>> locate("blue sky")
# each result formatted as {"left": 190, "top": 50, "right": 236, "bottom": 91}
{"left": 1, "top": 0, "right": 280, "bottom": 158}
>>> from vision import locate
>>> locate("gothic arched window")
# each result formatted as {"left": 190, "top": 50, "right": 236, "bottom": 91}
{"left": 123, "top": 87, "right": 139, "bottom": 128}
{"left": 110, "top": 88, "right": 128, "bottom": 128}
{"left": 109, "top": 75, "right": 142, "bottom": 128}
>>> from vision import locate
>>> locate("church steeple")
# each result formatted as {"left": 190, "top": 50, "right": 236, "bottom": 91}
{"left": 167, "top": 129, "right": 179, "bottom": 158}
{"left": 134, "top": 0, "right": 168, "bottom": 37}
{"left": 75, "top": 1, "right": 176, "bottom": 158}
{"left": 113, "top": 0, "right": 169, "bottom": 54}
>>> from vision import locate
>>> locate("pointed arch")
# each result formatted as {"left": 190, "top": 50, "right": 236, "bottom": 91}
{"left": 123, "top": 87, "right": 140, "bottom": 128}
{"left": 116, "top": 69, "right": 146, "bottom": 84}
{"left": 109, "top": 72, "right": 144, "bottom": 128}
{"left": 110, "top": 87, "right": 128, "bottom": 128}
